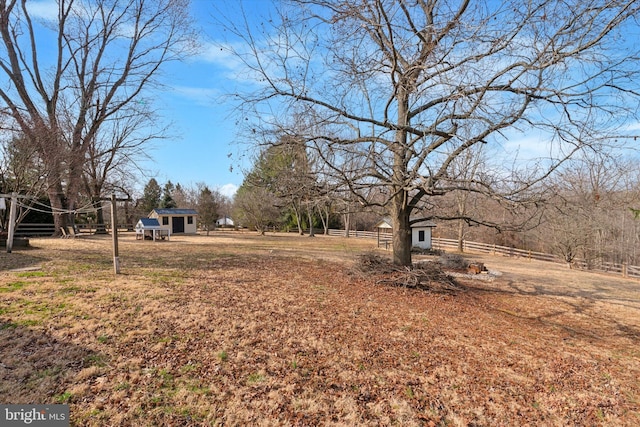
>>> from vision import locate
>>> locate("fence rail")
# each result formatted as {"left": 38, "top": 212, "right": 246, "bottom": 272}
{"left": 11, "top": 223, "right": 135, "bottom": 237}
{"left": 327, "top": 229, "right": 380, "bottom": 239}
{"left": 328, "top": 229, "right": 640, "bottom": 280}
{"left": 432, "top": 238, "right": 562, "bottom": 263}
{"left": 14, "top": 223, "right": 57, "bottom": 237}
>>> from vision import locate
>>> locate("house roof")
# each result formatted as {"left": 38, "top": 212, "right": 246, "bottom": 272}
{"left": 136, "top": 218, "right": 161, "bottom": 229}
{"left": 411, "top": 218, "right": 437, "bottom": 227}
{"left": 150, "top": 208, "right": 198, "bottom": 215}
{"left": 216, "top": 216, "right": 234, "bottom": 225}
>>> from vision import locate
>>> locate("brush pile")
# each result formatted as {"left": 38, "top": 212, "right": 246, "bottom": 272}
{"left": 353, "top": 252, "right": 464, "bottom": 293}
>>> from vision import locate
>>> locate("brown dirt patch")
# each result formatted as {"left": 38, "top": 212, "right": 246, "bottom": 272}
{"left": 1, "top": 233, "right": 639, "bottom": 425}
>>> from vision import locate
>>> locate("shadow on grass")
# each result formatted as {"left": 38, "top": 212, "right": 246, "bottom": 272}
{"left": 0, "top": 321, "right": 98, "bottom": 404}
{"left": 464, "top": 277, "right": 640, "bottom": 342}
{"left": 0, "top": 251, "right": 47, "bottom": 272}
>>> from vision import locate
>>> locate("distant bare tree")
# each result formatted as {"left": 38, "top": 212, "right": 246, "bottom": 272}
{"left": 245, "top": 137, "right": 316, "bottom": 234}
{"left": 541, "top": 154, "right": 640, "bottom": 266}
{"left": 443, "top": 144, "right": 486, "bottom": 252}
{"left": 196, "top": 185, "right": 222, "bottom": 235}
{"left": 82, "top": 105, "right": 165, "bottom": 233}
{"left": 219, "top": 0, "right": 640, "bottom": 265}
{"left": 234, "top": 184, "right": 281, "bottom": 235}
{"left": 172, "top": 183, "right": 192, "bottom": 210}
{"left": 0, "top": 0, "right": 197, "bottom": 234}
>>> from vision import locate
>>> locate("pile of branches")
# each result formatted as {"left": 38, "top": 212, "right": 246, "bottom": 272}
{"left": 353, "top": 252, "right": 464, "bottom": 293}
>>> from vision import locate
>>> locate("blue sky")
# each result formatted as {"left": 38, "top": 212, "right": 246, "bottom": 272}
{"left": 21, "top": 0, "right": 261, "bottom": 199}
{"left": 142, "top": 0, "right": 274, "bottom": 198}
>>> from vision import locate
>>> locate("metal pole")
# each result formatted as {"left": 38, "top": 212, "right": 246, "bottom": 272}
{"left": 6, "top": 192, "right": 17, "bottom": 253}
{"left": 111, "top": 192, "right": 120, "bottom": 274}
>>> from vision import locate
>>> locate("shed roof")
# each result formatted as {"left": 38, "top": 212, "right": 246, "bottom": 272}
{"left": 375, "top": 218, "right": 393, "bottom": 229}
{"left": 375, "top": 217, "right": 437, "bottom": 229}
{"left": 411, "top": 218, "right": 437, "bottom": 227}
{"left": 150, "top": 208, "right": 198, "bottom": 216}
{"left": 136, "top": 218, "right": 161, "bottom": 229}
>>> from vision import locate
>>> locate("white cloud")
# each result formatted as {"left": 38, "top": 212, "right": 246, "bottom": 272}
{"left": 26, "top": 1, "right": 58, "bottom": 20}
{"left": 498, "top": 134, "right": 555, "bottom": 161}
{"left": 622, "top": 120, "right": 640, "bottom": 132}
{"left": 199, "top": 41, "right": 243, "bottom": 67}
{"left": 196, "top": 40, "right": 280, "bottom": 86}
{"left": 171, "top": 85, "right": 220, "bottom": 106}
{"left": 218, "top": 183, "right": 238, "bottom": 198}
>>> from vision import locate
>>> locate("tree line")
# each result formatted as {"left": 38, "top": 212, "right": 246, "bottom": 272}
{"left": 238, "top": 137, "right": 640, "bottom": 267}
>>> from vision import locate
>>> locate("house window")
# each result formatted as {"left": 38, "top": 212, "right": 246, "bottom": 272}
{"left": 187, "top": 216, "right": 193, "bottom": 224}
{"left": 418, "top": 230, "right": 425, "bottom": 242}
{"left": 162, "top": 216, "right": 169, "bottom": 225}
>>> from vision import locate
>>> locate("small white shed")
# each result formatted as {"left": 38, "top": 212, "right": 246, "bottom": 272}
{"left": 411, "top": 219, "right": 437, "bottom": 250}
{"left": 374, "top": 217, "right": 437, "bottom": 250}
{"left": 149, "top": 208, "right": 198, "bottom": 234}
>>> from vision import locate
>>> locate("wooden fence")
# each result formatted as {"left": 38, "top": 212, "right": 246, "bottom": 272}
{"left": 328, "top": 229, "right": 640, "bottom": 280}
{"left": 327, "top": 229, "right": 379, "bottom": 239}
{"left": 13, "top": 223, "right": 133, "bottom": 237}
{"left": 14, "top": 223, "right": 56, "bottom": 237}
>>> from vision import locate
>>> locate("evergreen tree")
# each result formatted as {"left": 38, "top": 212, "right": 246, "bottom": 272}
{"left": 197, "top": 186, "right": 219, "bottom": 235}
{"left": 140, "top": 178, "right": 161, "bottom": 214}
{"left": 161, "top": 181, "right": 177, "bottom": 209}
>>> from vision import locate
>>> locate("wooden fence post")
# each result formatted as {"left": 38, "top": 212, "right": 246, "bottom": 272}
{"left": 111, "top": 192, "right": 120, "bottom": 274}
{"left": 6, "top": 192, "right": 17, "bottom": 253}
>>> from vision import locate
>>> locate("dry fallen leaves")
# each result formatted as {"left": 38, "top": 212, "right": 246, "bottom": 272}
{"left": 0, "top": 233, "right": 639, "bottom": 426}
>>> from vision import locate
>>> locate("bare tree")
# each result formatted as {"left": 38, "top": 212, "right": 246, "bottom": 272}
{"left": 439, "top": 143, "right": 487, "bottom": 252}
{"left": 218, "top": 0, "right": 640, "bottom": 265}
{"left": 82, "top": 105, "right": 164, "bottom": 233}
{"left": 0, "top": 133, "right": 48, "bottom": 229}
{"left": 540, "top": 154, "right": 640, "bottom": 266}
{"left": 244, "top": 137, "right": 315, "bottom": 234}
{"left": 0, "top": 0, "right": 197, "bottom": 234}
{"left": 233, "top": 183, "right": 282, "bottom": 235}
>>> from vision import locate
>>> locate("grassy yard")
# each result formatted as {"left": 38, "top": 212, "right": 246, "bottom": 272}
{"left": 1, "top": 232, "right": 639, "bottom": 426}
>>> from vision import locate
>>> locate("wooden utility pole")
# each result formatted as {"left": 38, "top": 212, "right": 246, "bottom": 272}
{"left": 6, "top": 193, "right": 17, "bottom": 253}
{"left": 102, "top": 192, "right": 130, "bottom": 275}
{"left": 111, "top": 192, "right": 120, "bottom": 274}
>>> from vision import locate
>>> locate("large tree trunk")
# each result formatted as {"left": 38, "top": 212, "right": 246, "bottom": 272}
{"left": 47, "top": 181, "right": 70, "bottom": 236}
{"left": 343, "top": 211, "right": 351, "bottom": 238}
{"left": 457, "top": 219, "right": 465, "bottom": 253}
{"left": 292, "top": 202, "right": 304, "bottom": 235}
{"left": 94, "top": 198, "right": 108, "bottom": 234}
{"left": 306, "top": 206, "right": 315, "bottom": 237}
{"left": 391, "top": 190, "right": 412, "bottom": 266}
{"left": 391, "top": 86, "right": 413, "bottom": 266}
{"left": 319, "top": 203, "right": 329, "bottom": 235}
